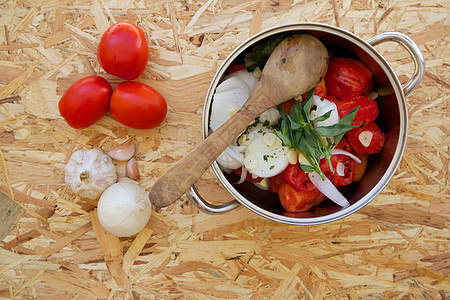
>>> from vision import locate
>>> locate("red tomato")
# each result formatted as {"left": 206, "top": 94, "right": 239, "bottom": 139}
{"left": 337, "top": 96, "right": 379, "bottom": 127}
{"left": 319, "top": 154, "right": 356, "bottom": 187}
{"left": 324, "top": 57, "right": 373, "bottom": 100}
{"left": 269, "top": 172, "right": 286, "bottom": 193}
{"left": 335, "top": 136, "right": 353, "bottom": 152}
{"left": 232, "top": 167, "right": 263, "bottom": 183}
{"left": 97, "top": 22, "right": 149, "bottom": 80}
{"left": 58, "top": 76, "right": 112, "bottom": 129}
{"left": 278, "top": 183, "right": 321, "bottom": 212}
{"left": 301, "top": 77, "right": 327, "bottom": 100}
{"left": 110, "top": 81, "right": 167, "bottom": 129}
{"left": 226, "top": 64, "right": 246, "bottom": 74}
{"left": 346, "top": 122, "right": 386, "bottom": 155}
{"left": 283, "top": 164, "right": 316, "bottom": 192}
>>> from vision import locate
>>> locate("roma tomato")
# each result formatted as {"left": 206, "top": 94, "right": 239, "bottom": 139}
{"left": 58, "top": 76, "right": 112, "bottom": 129}
{"left": 110, "top": 81, "right": 167, "bottom": 129}
{"left": 97, "top": 22, "right": 149, "bottom": 80}
{"left": 283, "top": 164, "right": 316, "bottom": 192}
{"left": 337, "top": 96, "right": 379, "bottom": 127}
{"left": 269, "top": 172, "right": 286, "bottom": 193}
{"left": 346, "top": 122, "right": 386, "bottom": 155}
{"left": 324, "top": 57, "right": 373, "bottom": 99}
{"left": 335, "top": 136, "right": 353, "bottom": 153}
{"left": 278, "top": 183, "right": 321, "bottom": 212}
{"left": 319, "top": 154, "right": 356, "bottom": 187}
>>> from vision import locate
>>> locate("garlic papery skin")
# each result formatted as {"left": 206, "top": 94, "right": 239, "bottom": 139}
{"left": 65, "top": 149, "right": 117, "bottom": 200}
{"left": 97, "top": 182, "right": 151, "bottom": 237}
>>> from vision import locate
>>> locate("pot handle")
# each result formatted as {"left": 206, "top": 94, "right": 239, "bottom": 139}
{"left": 187, "top": 185, "right": 240, "bottom": 214}
{"left": 367, "top": 32, "right": 425, "bottom": 96}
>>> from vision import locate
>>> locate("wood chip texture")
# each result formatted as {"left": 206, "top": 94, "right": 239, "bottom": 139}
{"left": 0, "top": 0, "right": 448, "bottom": 299}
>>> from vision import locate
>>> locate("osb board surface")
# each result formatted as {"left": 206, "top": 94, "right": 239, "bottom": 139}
{"left": 0, "top": 0, "right": 448, "bottom": 298}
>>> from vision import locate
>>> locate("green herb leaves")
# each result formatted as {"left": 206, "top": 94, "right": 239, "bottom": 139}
{"left": 275, "top": 89, "right": 358, "bottom": 179}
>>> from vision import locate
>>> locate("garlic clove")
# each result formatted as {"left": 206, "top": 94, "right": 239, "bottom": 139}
{"left": 244, "top": 153, "right": 258, "bottom": 169}
{"left": 287, "top": 149, "right": 298, "bottom": 165}
{"left": 126, "top": 157, "right": 140, "bottom": 180}
{"left": 359, "top": 131, "right": 373, "bottom": 147}
{"left": 336, "top": 162, "right": 346, "bottom": 176}
{"left": 108, "top": 142, "right": 135, "bottom": 161}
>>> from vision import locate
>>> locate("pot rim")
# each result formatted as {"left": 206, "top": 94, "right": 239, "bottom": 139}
{"left": 201, "top": 22, "right": 408, "bottom": 225}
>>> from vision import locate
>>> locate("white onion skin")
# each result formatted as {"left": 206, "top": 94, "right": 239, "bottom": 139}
{"left": 97, "top": 182, "right": 151, "bottom": 237}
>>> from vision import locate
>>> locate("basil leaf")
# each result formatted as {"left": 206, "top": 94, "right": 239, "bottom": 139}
{"left": 299, "top": 164, "right": 316, "bottom": 173}
{"left": 314, "top": 123, "right": 354, "bottom": 137}
{"left": 339, "top": 106, "right": 359, "bottom": 126}
{"left": 311, "top": 110, "right": 332, "bottom": 124}
{"left": 302, "top": 88, "right": 315, "bottom": 121}
{"left": 333, "top": 106, "right": 359, "bottom": 145}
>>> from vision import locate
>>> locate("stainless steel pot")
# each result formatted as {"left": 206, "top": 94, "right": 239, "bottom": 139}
{"left": 187, "top": 23, "right": 425, "bottom": 225}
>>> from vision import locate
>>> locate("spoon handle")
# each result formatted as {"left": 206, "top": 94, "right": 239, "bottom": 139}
{"left": 149, "top": 87, "right": 268, "bottom": 208}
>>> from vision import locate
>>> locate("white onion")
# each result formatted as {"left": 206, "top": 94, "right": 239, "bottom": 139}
{"left": 308, "top": 172, "right": 350, "bottom": 208}
{"left": 223, "top": 69, "right": 259, "bottom": 92}
{"left": 216, "top": 145, "right": 246, "bottom": 170}
{"left": 97, "top": 182, "right": 151, "bottom": 237}
{"left": 310, "top": 95, "right": 340, "bottom": 128}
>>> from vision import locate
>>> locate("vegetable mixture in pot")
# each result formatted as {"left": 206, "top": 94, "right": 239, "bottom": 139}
{"left": 210, "top": 37, "right": 385, "bottom": 213}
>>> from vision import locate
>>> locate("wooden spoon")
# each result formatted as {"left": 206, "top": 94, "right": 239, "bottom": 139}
{"left": 149, "top": 34, "right": 329, "bottom": 208}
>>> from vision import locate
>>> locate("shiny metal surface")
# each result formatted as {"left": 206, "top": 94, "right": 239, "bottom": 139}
{"left": 187, "top": 23, "right": 424, "bottom": 223}
{"left": 367, "top": 32, "right": 426, "bottom": 96}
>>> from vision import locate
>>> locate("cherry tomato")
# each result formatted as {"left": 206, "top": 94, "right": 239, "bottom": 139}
{"left": 269, "top": 172, "right": 286, "bottom": 193}
{"left": 232, "top": 167, "right": 263, "bottom": 183}
{"left": 97, "top": 22, "right": 149, "bottom": 80}
{"left": 110, "top": 81, "right": 167, "bottom": 129}
{"left": 319, "top": 154, "right": 356, "bottom": 187}
{"left": 283, "top": 164, "right": 316, "bottom": 192}
{"left": 337, "top": 96, "right": 379, "bottom": 127}
{"left": 278, "top": 183, "right": 321, "bottom": 212}
{"left": 324, "top": 57, "right": 373, "bottom": 100}
{"left": 58, "top": 76, "right": 112, "bottom": 129}
{"left": 346, "top": 122, "right": 385, "bottom": 155}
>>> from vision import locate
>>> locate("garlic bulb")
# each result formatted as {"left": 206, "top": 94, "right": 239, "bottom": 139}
{"left": 65, "top": 149, "right": 117, "bottom": 199}
{"left": 97, "top": 182, "right": 151, "bottom": 237}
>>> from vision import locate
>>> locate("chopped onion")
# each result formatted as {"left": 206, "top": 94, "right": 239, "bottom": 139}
{"left": 308, "top": 172, "right": 350, "bottom": 208}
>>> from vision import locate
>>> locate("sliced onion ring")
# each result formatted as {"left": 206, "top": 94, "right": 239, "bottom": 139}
{"left": 235, "top": 167, "right": 248, "bottom": 185}
{"left": 308, "top": 172, "right": 350, "bottom": 208}
{"left": 331, "top": 149, "right": 361, "bottom": 164}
